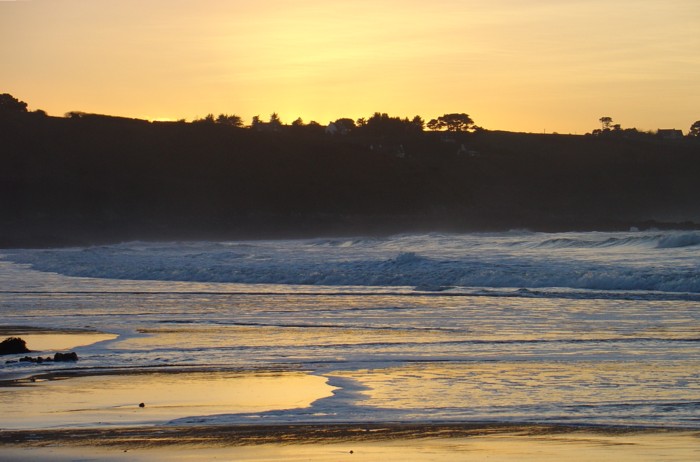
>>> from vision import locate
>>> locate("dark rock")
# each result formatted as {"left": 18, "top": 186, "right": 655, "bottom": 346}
{"left": 139, "top": 402, "right": 145, "bottom": 408}
{"left": 0, "top": 337, "right": 30, "bottom": 355}
{"left": 54, "top": 352, "right": 79, "bottom": 362}
{"left": 14, "top": 350, "right": 79, "bottom": 363}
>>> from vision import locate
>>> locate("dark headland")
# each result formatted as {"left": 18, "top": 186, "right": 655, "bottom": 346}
{"left": 2, "top": 101, "right": 699, "bottom": 248}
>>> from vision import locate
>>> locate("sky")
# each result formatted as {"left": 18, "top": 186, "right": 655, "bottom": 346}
{"left": 1, "top": 0, "right": 699, "bottom": 134}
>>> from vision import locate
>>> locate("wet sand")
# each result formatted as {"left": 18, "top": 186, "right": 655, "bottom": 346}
{"left": 1, "top": 423, "right": 699, "bottom": 461}
{"left": 3, "top": 327, "right": 700, "bottom": 460}
{"left": 0, "top": 370, "right": 335, "bottom": 429}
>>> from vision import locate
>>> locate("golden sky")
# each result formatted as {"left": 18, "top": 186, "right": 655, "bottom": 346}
{"left": 2, "top": 0, "right": 698, "bottom": 133}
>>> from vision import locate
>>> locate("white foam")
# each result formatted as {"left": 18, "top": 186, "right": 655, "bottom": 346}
{"left": 3, "top": 231, "right": 700, "bottom": 294}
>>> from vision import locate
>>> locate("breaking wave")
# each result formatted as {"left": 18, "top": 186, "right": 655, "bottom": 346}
{"left": 656, "top": 233, "right": 700, "bottom": 249}
{"left": 534, "top": 232, "right": 700, "bottom": 250}
{"left": 3, "top": 230, "right": 700, "bottom": 294}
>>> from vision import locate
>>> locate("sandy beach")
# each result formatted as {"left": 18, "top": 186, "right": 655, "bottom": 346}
{"left": 3, "top": 351, "right": 698, "bottom": 461}
{"left": 1, "top": 423, "right": 699, "bottom": 461}
{"left": 3, "top": 355, "right": 699, "bottom": 462}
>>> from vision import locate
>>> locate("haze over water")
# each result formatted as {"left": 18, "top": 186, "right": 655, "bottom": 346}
{"left": 1, "top": 230, "right": 700, "bottom": 429}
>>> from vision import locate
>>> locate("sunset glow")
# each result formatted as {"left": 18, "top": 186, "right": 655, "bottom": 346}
{"left": 2, "top": 0, "right": 699, "bottom": 133}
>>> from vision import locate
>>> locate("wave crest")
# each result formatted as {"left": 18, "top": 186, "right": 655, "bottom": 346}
{"left": 4, "top": 231, "right": 700, "bottom": 294}
{"left": 656, "top": 233, "right": 700, "bottom": 249}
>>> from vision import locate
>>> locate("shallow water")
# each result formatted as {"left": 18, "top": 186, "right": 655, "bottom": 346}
{"left": 11, "top": 332, "right": 118, "bottom": 352}
{"left": 1, "top": 231, "right": 700, "bottom": 429}
{"left": 0, "top": 371, "right": 334, "bottom": 429}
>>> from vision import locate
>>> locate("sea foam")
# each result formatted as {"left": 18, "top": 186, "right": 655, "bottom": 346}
{"left": 3, "top": 231, "right": 700, "bottom": 294}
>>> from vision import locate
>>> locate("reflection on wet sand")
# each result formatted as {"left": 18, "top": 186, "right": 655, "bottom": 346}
{"left": 0, "top": 326, "right": 117, "bottom": 351}
{"left": 330, "top": 361, "right": 700, "bottom": 420}
{"left": 14, "top": 333, "right": 117, "bottom": 352}
{"left": 0, "top": 371, "right": 336, "bottom": 429}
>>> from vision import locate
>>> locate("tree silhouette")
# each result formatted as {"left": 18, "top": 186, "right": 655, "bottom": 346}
{"left": 427, "top": 113, "right": 475, "bottom": 132}
{"left": 216, "top": 113, "right": 243, "bottom": 127}
{"left": 0, "top": 93, "right": 28, "bottom": 113}
{"left": 193, "top": 113, "right": 215, "bottom": 124}
{"left": 269, "top": 112, "right": 282, "bottom": 127}
{"left": 332, "top": 118, "right": 356, "bottom": 134}
{"left": 364, "top": 112, "right": 398, "bottom": 135}
{"left": 411, "top": 115, "right": 425, "bottom": 131}
{"left": 360, "top": 112, "right": 423, "bottom": 136}
{"left": 599, "top": 116, "right": 613, "bottom": 131}
{"left": 426, "top": 119, "right": 440, "bottom": 131}
{"left": 689, "top": 121, "right": 700, "bottom": 137}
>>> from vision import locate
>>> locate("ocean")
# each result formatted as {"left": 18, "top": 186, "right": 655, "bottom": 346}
{"left": 1, "top": 230, "right": 700, "bottom": 429}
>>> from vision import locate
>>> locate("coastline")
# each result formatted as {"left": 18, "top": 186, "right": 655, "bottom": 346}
{"left": 3, "top": 233, "right": 700, "bottom": 460}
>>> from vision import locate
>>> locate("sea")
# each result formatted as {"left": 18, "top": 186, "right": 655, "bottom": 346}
{"left": 1, "top": 230, "right": 700, "bottom": 429}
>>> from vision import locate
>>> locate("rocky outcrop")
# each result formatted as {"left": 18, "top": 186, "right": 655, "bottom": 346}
{"left": 0, "top": 337, "right": 30, "bottom": 355}
{"left": 53, "top": 352, "right": 79, "bottom": 362}
{"left": 12, "top": 352, "right": 79, "bottom": 364}
{"left": 2, "top": 337, "right": 80, "bottom": 364}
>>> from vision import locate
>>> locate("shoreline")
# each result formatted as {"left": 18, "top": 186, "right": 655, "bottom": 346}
{"left": 2, "top": 423, "right": 699, "bottom": 462}
{"left": 1, "top": 422, "right": 697, "bottom": 447}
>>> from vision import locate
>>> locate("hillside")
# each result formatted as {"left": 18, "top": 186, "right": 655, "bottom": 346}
{"left": 1, "top": 112, "right": 699, "bottom": 247}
